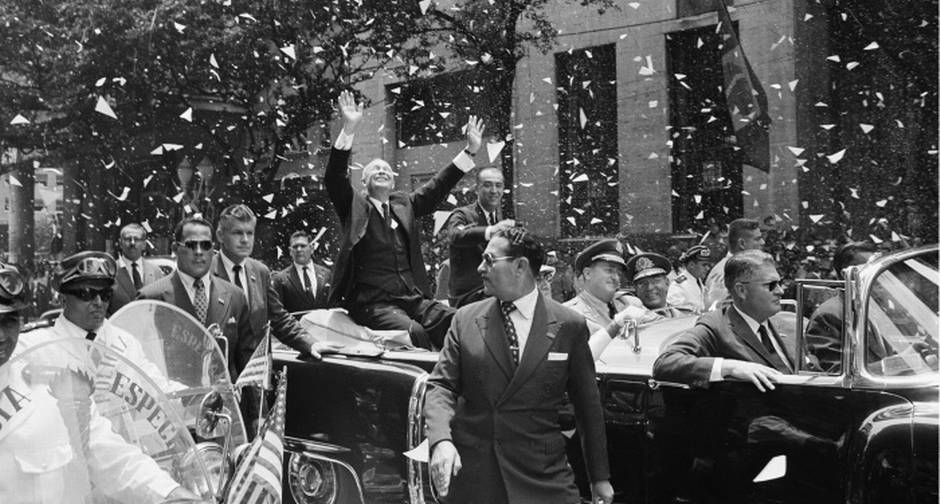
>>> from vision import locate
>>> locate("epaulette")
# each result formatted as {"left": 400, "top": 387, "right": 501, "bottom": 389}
{"left": 674, "top": 274, "right": 687, "bottom": 283}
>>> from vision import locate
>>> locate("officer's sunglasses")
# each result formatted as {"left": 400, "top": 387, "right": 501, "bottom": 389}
{"left": 481, "top": 252, "right": 517, "bottom": 267}
{"left": 0, "top": 269, "right": 25, "bottom": 299}
{"left": 180, "top": 240, "right": 214, "bottom": 252}
{"left": 61, "top": 286, "right": 113, "bottom": 302}
{"left": 76, "top": 257, "right": 116, "bottom": 277}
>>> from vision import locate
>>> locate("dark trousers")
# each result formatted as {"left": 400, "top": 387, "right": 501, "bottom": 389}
{"left": 349, "top": 290, "right": 455, "bottom": 350}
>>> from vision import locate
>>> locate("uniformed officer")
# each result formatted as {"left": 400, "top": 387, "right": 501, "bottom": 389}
{"left": 667, "top": 245, "right": 713, "bottom": 313}
{"left": 624, "top": 252, "right": 687, "bottom": 319}
{"left": 0, "top": 261, "right": 196, "bottom": 503}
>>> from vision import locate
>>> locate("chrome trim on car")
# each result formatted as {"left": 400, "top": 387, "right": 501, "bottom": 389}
{"left": 283, "top": 438, "right": 365, "bottom": 504}
{"left": 407, "top": 371, "right": 430, "bottom": 504}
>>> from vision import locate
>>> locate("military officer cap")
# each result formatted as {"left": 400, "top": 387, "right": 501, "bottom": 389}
{"left": 679, "top": 245, "right": 713, "bottom": 265}
{"left": 0, "top": 263, "right": 28, "bottom": 313}
{"left": 53, "top": 251, "right": 117, "bottom": 291}
{"left": 625, "top": 252, "right": 672, "bottom": 283}
{"left": 574, "top": 239, "right": 627, "bottom": 273}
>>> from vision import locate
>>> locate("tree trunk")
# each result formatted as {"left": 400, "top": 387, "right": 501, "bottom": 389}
{"left": 8, "top": 162, "right": 35, "bottom": 269}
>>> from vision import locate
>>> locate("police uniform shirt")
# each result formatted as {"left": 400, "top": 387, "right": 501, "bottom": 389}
{"left": 667, "top": 267, "right": 706, "bottom": 313}
{"left": 563, "top": 289, "right": 632, "bottom": 336}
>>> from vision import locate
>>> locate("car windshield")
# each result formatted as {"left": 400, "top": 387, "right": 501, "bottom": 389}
{"left": 865, "top": 253, "right": 939, "bottom": 377}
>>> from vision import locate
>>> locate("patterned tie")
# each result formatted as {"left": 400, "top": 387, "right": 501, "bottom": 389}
{"left": 131, "top": 262, "right": 142, "bottom": 290}
{"left": 193, "top": 278, "right": 208, "bottom": 324}
{"left": 499, "top": 300, "right": 520, "bottom": 366}
{"left": 232, "top": 264, "right": 243, "bottom": 289}
{"left": 302, "top": 266, "right": 312, "bottom": 293}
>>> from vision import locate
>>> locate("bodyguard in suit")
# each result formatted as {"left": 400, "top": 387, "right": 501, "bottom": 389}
{"left": 653, "top": 250, "right": 796, "bottom": 391}
{"left": 703, "top": 218, "right": 765, "bottom": 310}
{"left": 443, "top": 166, "right": 515, "bottom": 308}
{"left": 108, "top": 223, "right": 167, "bottom": 315}
{"left": 325, "top": 90, "right": 483, "bottom": 349}
{"left": 272, "top": 230, "right": 331, "bottom": 314}
{"left": 424, "top": 228, "right": 614, "bottom": 504}
{"left": 210, "top": 204, "right": 325, "bottom": 361}
{"left": 137, "top": 216, "right": 253, "bottom": 379}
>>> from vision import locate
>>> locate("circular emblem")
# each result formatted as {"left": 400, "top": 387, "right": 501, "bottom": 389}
{"left": 637, "top": 257, "right": 655, "bottom": 271}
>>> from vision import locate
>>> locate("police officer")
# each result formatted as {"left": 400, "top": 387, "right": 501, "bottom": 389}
{"left": 624, "top": 252, "right": 686, "bottom": 319}
{"left": 0, "top": 262, "right": 196, "bottom": 503}
{"left": 667, "top": 245, "right": 713, "bottom": 313}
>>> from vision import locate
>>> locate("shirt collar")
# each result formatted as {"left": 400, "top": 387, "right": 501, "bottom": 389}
{"left": 177, "top": 269, "right": 210, "bottom": 287}
{"left": 294, "top": 262, "right": 311, "bottom": 272}
{"left": 118, "top": 255, "right": 139, "bottom": 269}
{"left": 368, "top": 196, "right": 389, "bottom": 214}
{"left": 508, "top": 287, "right": 539, "bottom": 320}
{"left": 55, "top": 312, "right": 106, "bottom": 339}
{"left": 218, "top": 251, "right": 245, "bottom": 274}
{"left": 732, "top": 304, "right": 765, "bottom": 335}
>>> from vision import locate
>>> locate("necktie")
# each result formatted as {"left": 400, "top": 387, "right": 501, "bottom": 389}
{"left": 232, "top": 264, "right": 243, "bottom": 289}
{"left": 758, "top": 324, "right": 789, "bottom": 371}
{"left": 131, "top": 262, "right": 142, "bottom": 290}
{"left": 85, "top": 331, "right": 96, "bottom": 341}
{"left": 193, "top": 278, "right": 208, "bottom": 324}
{"left": 301, "top": 266, "right": 312, "bottom": 293}
{"left": 608, "top": 302, "right": 617, "bottom": 320}
{"left": 489, "top": 212, "right": 496, "bottom": 226}
{"left": 499, "top": 300, "right": 520, "bottom": 366}
{"left": 382, "top": 202, "right": 391, "bottom": 229}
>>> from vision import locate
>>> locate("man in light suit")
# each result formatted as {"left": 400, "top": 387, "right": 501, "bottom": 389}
{"left": 443, "top": 166, "right": 515, "bottom": 308}
{"left": 424, "top": 228, "right": 614, "bottom": 504}
{"left": 210, "top": 204, "right": 324, "bottom": 361}
{"left": 325, "top": 90, "right": 483, "bottom": 349}
{"left": 653, "top": 250, "right": 796, "bottom": 392}
{"left": 137, "top": 216, "right": 253, "bottom": 379}
{"left": 271, "top": 230, "right": 331, "bottom": 315}
{"left": 108, "top": 223, "right": 167, "bottom": 315}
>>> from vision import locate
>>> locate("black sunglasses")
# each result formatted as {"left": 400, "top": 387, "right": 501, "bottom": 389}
{"left": 740, "top": 280, "right": 782, "bottom": 291}
{"left": 61, "top": 287, "right": 113, "bottom": 302}
{"left": 180, "top": 240, "right": 214, "bottom": 252}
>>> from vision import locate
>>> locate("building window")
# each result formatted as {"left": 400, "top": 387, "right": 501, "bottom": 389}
{"left": 667, "top": 24, "right": 743, "bottom": 233}
{"left": 391, "top": 69, "right": 498, "bottom": 148}
{"left": 556, "top": 44, "right": 619, "bottom": 238}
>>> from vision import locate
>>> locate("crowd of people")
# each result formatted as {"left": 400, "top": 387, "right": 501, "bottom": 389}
{"left": 0, "top": 90, "right": 921, "bottom": 504}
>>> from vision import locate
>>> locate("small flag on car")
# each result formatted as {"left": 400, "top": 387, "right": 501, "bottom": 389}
{"left": 235, "top": 328, "right": 272, "bottom": 391}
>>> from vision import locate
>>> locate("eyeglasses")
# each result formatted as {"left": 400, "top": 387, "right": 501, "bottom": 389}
{"left": 481, "top": 253, "right": 517, "bottom": 267}
{"left": 180, "top": 240, "right": 214, "bottom": 252}
{"left": 76, "top": 257, "right": 116, "bottom": 277}
{"left": 739, "top": 280, "right": 782, "bottom": 291}
{"left": 0, "top": 268, "right": 25, "bottom": 299}
{"left": 61, "top": 287, "right": 113, "bottom": 302}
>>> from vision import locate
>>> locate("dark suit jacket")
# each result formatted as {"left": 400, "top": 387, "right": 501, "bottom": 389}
{"left": 210, "top": 254, "right": 317, "bottom": 356}
{"left": 443, "top": 202, "right": 496, "bottom": 307}
{"left": 137, "top": 272, "right": 253, "bottom": 379}
{"left": 652, "top": 305, "right": 797, "bottom": 388}
{"left": 424, "top": 294, "right": 610, "bottom": 504}
{"left": 324, "top": 147, "right": 466, "bottom": 307}
{"left": 108, "top": 258, "right": 167, "bottom": 316}
{"left": 271, "top": 262, "right": 331, "bottom": 314}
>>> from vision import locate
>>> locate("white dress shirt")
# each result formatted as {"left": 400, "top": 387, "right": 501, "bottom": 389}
{"left": 216, "top": 252, "right": 248, "bottom": 298}
{"left": 294, "top": 262, "right": 317, "bottom": 295}
{"left": 709, "top": 305, "right": 789, "bottom": 381}
{"left": 505, "top": 287, "right": 540, "bottom": 361}
{"left": 176, "top": 270, "right": 212, "bottom": 309}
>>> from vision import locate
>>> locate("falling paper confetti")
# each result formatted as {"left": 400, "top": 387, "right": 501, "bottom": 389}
{"left": 10, "top": 114, "right": 29, "bottom": 125}
{"left": 419, "top": 0, "right": 431, "bottom": 15}
{"left": 94, "top": 96, "right": 117, "bottom": 119}
{"left": 826, "top": 149, "right": 846, "bottom": 164}
{"left": 487, "top": 141, "right": 506, "bottom": 163}
{"left": 859, "top": 124, "right": 874, "bottom": 133}
{"left": 280, "top": 45, "right": 297, "bottom": 60}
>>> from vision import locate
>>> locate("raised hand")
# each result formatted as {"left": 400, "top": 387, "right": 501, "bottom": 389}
{"left": 337, "top": 90, "right": 363, "bottom": 133}
{"left": 464, "top": 115, "right": 485, "bottom": 155}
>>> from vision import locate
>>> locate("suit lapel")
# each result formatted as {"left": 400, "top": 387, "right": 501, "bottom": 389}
{"left": 477, "top": 300, "right": 513, "bottom": 381}
{"left": 288, "top": 266, "right": 304, "bottom": 294}
{"left": 728, "top": 306, "right": 777, "bottom": 368}
{"left": 115, "top": 267, "right": 135, "bottom": 297}
{"left": 244, "top": 260, "right": 263, "bottom": 309}
{"left": 500, "top": 295, "right": 557, "bottom": 404}
{"left": 389, "top": 198, "right": 411, "bottom": 237}
{"left": 767, "top": 320, "right": 795, "bottom": 372}
{"left": 206, "top": 277, "right": 230, "bottom": 326}
{"left": 170, "top": 273, "right": 197, "bottom": 317}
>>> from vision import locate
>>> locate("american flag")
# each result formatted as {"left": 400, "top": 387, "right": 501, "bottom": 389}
{"left": 225, "top": 368, "right": 287, "bottom": 504}
{"left": 234, "top": 329, "right": 272, "bottom": 391}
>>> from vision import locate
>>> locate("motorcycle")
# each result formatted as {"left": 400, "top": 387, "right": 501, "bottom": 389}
{"left": 2, "top": 300, "right": 248, "bottom": 503}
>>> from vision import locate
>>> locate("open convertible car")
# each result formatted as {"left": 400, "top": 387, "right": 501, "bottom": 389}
{"left": 274, "top": 244, "right": 938, "bottom": 504}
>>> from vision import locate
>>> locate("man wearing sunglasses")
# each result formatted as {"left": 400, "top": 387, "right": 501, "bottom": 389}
{"left": 425, "top": 229, "right": 614, "bottom": 504}
{"left": 653, "top": 250, "right": 795, "bottom": 392}
{"left": 108, "top": 223, "right": 167, "bottom": 316}
{"left": 138, "top": 216, "right": 254, "bottom": 379}
{"left": 325, "top": 90, "right": 484, "bottom": 349}
{"left": 0, "top": 262, "right": 200, "bottom": 503}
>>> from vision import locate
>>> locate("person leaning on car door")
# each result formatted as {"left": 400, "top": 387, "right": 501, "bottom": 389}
{"left": 424, "top": 228, "right": 614, "bottom": 504}
{"left": 653, "top": 250, "right": 797, "bottom": 391}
